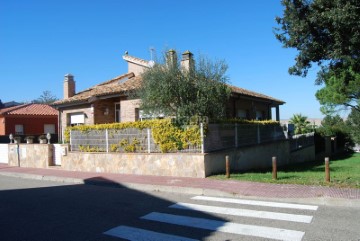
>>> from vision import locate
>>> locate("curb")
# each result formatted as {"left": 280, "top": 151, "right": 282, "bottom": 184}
{"left": 1, "top": 171, "right": 360, "bottom": 208}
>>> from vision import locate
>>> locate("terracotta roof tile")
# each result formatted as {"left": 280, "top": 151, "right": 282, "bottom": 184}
{"left": 53, "top": 54, "right": 284, "bottom": 106}
{"left": 230, "top": 85, "right": 285, "bottom": 104}
{"left": 53, "top": 72, "right": 284, "bottom": 106}
{"left": 0, "top": 104, "right": 58, "bottom": 116}
{"left": 53, "top": 73, "right": 141, "bottom": 105}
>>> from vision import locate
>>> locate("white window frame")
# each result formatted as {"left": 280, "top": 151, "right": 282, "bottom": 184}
{"left": 70, "top": 113, "right": 85, "bottom": 125}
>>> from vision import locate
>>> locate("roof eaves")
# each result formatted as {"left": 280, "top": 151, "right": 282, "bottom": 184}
{"left": 52, "top": 100, "right": 89, "bottom": 109}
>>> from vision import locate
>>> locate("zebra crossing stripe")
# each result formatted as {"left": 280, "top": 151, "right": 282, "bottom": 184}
{"left": 142, "top": 212, "right": 305, "bottom": 241}
{"left": 104, "top": 225, "right": 199, "bottom": 241}
{"left": 192, "top": 196, "right": 318, "bottom": 210}
{"left": 170, "top": 202, "right": 313, "bottom": 223}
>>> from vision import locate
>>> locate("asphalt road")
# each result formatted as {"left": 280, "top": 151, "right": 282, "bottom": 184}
{"left": 0, "top": 175, "right": 359, "bottom": 241}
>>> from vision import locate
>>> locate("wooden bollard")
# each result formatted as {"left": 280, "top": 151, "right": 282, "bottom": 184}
{"left": 272, "top": 156, "right": 277, "bottom": 180}
{"left": 226, "top": 155, "right": 230, "bottom": 178}
{"left": 325, "top": 157, "right": 330, "bottom": 182}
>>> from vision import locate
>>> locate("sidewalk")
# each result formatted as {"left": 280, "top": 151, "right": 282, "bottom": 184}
{"left": 0, "top": 163, "right": 359, "bottom": 207}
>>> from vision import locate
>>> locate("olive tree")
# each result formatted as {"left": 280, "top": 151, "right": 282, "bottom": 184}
{"left": 138, "top": 50, "right": 231, "bottom": 121}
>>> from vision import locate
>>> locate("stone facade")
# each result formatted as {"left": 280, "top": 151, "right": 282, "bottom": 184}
{"left": 8, "top": 144, "right": 53, "bottom": 168}
{"left": 60, "top": 104, "right": 93, "bottom": 140}
{"left": 6, "top": 138, "right": 315, "bottom": 178}
{"left": 120, "top": 99, "right": 141, "bottom": 122}
{"left": 61, "top": 152, "right": 206, "bottom": 178}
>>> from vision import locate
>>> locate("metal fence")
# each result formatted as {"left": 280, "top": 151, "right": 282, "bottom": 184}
{"left": 69, "top": 124, "right": 305, "bottom": 153}
{"left": 204, "top": 124, "right": 287, "bottom": 152}
{"left": 70, "top": 128, "right": 202, "bottom": 153}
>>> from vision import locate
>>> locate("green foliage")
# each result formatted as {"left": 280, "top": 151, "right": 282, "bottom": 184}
{"left": 66, "top": 118, "right": 282, "bottom": 153}
{"left": 316, "top": 114, "right": 353, "bottom": 149}
{"left": 289, "top": 113, "right": 311, "bottom": 134}
{"left": 318, "top": 115, "right": 347, "bottom": 136}
{"left": 65, "top": 119, "right": 201, "bottom": 153}
{"left": 33, "top": 90, "right": 58, "bottom": 104}
{"left": 138, "top": 49, "right": 231, "bottom": 120}
{"left": 275, "top": 0, "right": 360, "bottom": 112}
{"left": 78, "top": 145, "right": 103, "bottom": 152}
{"left": 346, "top": 108, "right": 360, "bottom": 144}
{"left": 218, "top": 118, "right": 280, "bottom": 125}
{"left": 211, "top": 153, "right": 360, "bottom": 189}
{"left": 316, "top": 66, "right": 360, "bottom": 114}
{"left": 151, "top": 119, "right": 201, "bottom": 153}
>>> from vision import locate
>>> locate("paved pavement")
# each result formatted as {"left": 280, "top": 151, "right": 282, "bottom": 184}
{"left": 0, "top": 163, "right": 359, "bottom": 207}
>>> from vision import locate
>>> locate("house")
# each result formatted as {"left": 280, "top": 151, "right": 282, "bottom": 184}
{"left": 0, "top": 101, "right": 22, "bottom": 109}
{"left": 53, "top": 50, "right": 285, "bottom": 141}
{"left": 0, "top": 103, "right": 58, "bottom": 138}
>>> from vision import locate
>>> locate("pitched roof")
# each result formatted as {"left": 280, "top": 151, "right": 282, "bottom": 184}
{"left": 0, "top": 104, "right": 58, "bottom": 116}
{"left": 230, "top": 85, "right": 285, "bottom": 104}
{"left": 53, "top": 55, "right": 284, "bottom": 106}
{"left": 53, "top": 72, "right": 141, "bottom": 106}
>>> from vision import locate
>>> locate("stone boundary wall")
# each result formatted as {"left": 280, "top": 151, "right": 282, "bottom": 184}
{"left": 61, "top": 152, "right": 206, "bottom": 178}
{"left": 6, "top": 140, "right": 315, "bottom": 178}
{"left": 8, "top": 144, "right": 53, "bottom": 168}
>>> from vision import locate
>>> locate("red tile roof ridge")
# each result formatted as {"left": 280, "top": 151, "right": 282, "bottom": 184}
{"left": 0, "top": 103, "right": 58, "bottom": 116}
{"left": 0, "top": 104, "right": 31, "bottom": 115}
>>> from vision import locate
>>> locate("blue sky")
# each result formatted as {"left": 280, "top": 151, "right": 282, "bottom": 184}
{"left": 0, "top": 0, "right": 327, "bottom": 119}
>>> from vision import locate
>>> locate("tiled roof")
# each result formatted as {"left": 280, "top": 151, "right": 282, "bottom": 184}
{"left": 53, "top": 55, "right": 284, "bottom": 106}
{"left": 230, "top": 85, "right": 285, "bottom": 104}
{"left": 53, "top": 72, "right": 141, "bottom": 105}
{"left": 0, "top": 104, "right": 58, "bottom": 116}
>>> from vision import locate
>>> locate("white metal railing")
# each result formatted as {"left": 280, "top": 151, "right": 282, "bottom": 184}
{"left": 70, "top": 128, "right": 202, "bottom": 153}
{"left": 69, "top": 123, "right": 292, "bottom": 153}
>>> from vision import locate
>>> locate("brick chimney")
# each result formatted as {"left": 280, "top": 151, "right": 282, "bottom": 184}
{"left": 181, "top": 50, "right": 194, "bottom": 72}
{"left": 63, "top": 74, "right": 75, "bottom": 99}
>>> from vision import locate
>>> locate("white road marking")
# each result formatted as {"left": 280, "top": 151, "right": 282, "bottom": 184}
{"left": 170, "top": 202, "right": 313, "bottom": 223}
{"left": 104, "top": 225, "right": 199, "bottom": 241}
{"left": 192, "top": 196, "right": 318, "bottom": 210}
{"left": 142, "top": 212, "right": 305, "bottom": 241}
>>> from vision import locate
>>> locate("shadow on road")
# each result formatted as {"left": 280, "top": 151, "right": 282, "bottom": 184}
{"left": 0, "top": 176, "right": 226, "bottom": 241}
